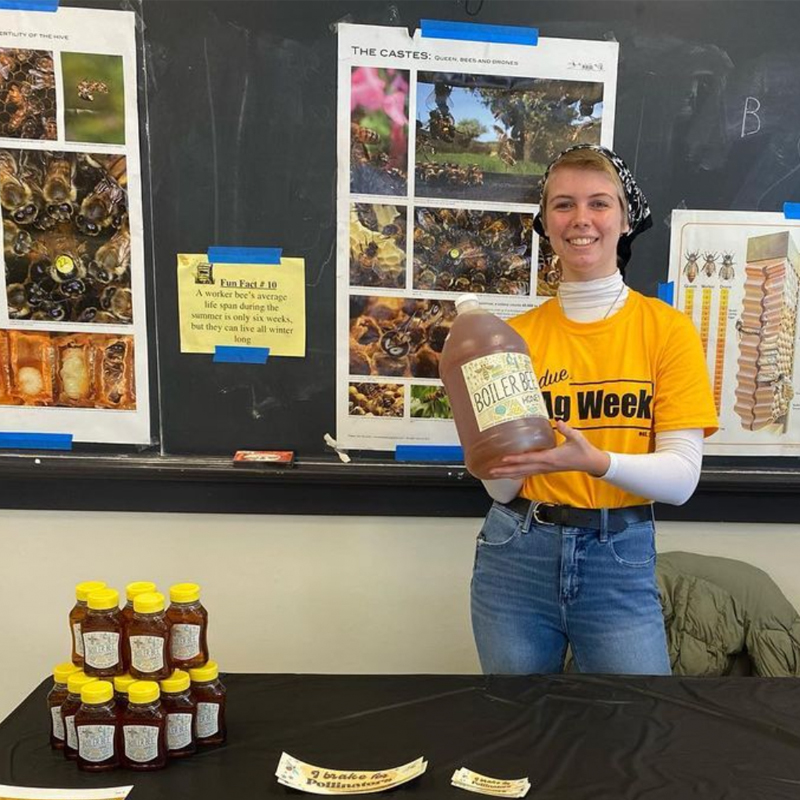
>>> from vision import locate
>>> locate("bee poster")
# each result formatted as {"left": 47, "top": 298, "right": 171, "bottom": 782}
{"left": 669, "top": 210, "right": 800, "bottom": 455}
{"left": 0, "top": 6, "right": 150, "bottom": 445}
{"left": 336, "top": 22, "right": 619, "bottom": 450}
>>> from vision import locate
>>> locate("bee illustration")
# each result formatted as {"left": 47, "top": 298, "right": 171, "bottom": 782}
{"left": 77, "top": 79, "right": 109, "bottom": 102}
{"left": 702, "top": 252, "right": 717, "bottom": 278}
{"left": 683, "top": 251, "right": 700, "bottom": 283}
{"left": 719, "top": 252, "right": 735, "bottom": 281}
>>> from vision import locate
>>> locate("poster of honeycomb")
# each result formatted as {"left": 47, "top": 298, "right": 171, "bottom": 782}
{"left": 669, "top": 210, "right": 800, "bottom": 455}
{"left": 0, "top": 6, "right": 149, "bottom": 445}
{"left": 336, "top": 22, "right": 619, "bottom": 451}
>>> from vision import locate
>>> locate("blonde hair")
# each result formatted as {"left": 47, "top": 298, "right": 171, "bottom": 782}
{"left": 540, "top": 149, "right": 628, "bottom": 220}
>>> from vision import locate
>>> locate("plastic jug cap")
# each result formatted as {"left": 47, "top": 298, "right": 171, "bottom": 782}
{"left": 455, "top": 293, "right": 481, "bottom": 313}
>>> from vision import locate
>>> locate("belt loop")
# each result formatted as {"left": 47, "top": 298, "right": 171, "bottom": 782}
{"left": 522, "top": 500, "right": 536, "bottom": 534}
{"left": 599, "top": 508, "right": 609, "bottom": 542}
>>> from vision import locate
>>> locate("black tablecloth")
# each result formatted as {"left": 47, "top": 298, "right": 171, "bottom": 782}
{"left": 2, "top": 674, "right": 800, "bottom": 799}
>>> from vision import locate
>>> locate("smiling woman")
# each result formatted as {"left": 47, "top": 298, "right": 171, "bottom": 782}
{"left": 468, "top": 144, "right": 719, "bottom": 678}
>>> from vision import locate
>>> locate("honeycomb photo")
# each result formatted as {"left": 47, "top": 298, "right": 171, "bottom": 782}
{"left": 349, "top": 295, "right": 455, "bottom": 379}
{"left": 349, "top": 203, "right": 406, "bottom": 289}
{"left": 61, "top": 52, "right": 125, "bottom": 144}
{"left": 2, "top": 149, "right": 131, "bottom": 325}
{"left": 348, "top": 382, "right": 404, "bottom": 417}
{"left": 0, "top": 329, "right": 136, "bottom": 410}
{"left": 0, "top": 48, "right": 56, "bottom": 140}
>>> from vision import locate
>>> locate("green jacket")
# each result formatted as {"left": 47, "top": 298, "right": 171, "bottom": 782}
{"left": 657, "top": 551, "right": 800, "bottom": 677}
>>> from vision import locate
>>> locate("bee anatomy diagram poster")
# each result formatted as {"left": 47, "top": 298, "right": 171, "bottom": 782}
{"left": 0, "top": 6, "right": 149, "bottom": 445}
{"left": 669, "top": 210, "right": 800, "bottom": 455}
{"left": 336, "top": 23, "right": 618, "bottom": 450}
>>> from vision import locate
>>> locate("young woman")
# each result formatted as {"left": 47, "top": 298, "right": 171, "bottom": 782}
{"left": 470, "top": 145, "right": 718, "bottom": 675}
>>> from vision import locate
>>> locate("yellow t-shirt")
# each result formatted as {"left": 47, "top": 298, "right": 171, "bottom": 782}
{"left": 508, "top": 290, "right": 719, "bottom": 509}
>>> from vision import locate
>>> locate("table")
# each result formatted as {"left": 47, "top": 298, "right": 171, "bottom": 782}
{"left": 1, "top": 674, "right": 799, "bottom": 799}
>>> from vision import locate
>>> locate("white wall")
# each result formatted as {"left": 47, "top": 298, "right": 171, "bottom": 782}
{"left": 3, "top": 509, "right": 800, "bottom": 723}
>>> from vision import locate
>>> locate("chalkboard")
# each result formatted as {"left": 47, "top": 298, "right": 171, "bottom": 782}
{"left": 5, "top": 0, "right": 800, "bottom": 518}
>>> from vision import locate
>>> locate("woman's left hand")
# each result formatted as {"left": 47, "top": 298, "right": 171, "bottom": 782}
{"left": 488, "top": 420, "right": 611, "bottom": 480}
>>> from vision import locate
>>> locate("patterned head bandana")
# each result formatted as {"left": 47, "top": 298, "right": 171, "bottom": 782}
{"left": 532, "top": 144, "right": 652, "bottom": 274}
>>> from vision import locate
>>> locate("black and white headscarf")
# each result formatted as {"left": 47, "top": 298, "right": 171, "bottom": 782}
{"left": 532, "top": 145, "right": 652, "bottom": 274}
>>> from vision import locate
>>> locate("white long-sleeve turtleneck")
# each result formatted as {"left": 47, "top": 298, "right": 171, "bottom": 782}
{"left": 482, "top": 273, "right": 704, "bottom": 507}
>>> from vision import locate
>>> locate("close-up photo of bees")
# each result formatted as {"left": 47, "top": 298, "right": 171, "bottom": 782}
{"left": 348, "top": 382, "right": 404, "bottom": 417}
{"left": 0, "top": 329, "right": 136, "bottom": 409}
{"left": 537, "top": 238, "right": 560, "bottom": 297}
{"left": 350, "top": 66, "right": 409, "bottom": 196}
{"left": 61, "top": 52, "right": 125, "bottom": 145}
{"left": 410, "top": 384, "right": 453, "bottom": 420}
{"left": 349, "top": 295, "right": 456, "bottom": 379}
{"left": 413, "top": 206, "right": 534, "bottom": 295}
{"left": 2, "top": 149, "right": 131, "bottom": 325}
{"left": 415, "top": 72, "right": 603, "bottom": 204}
{"left": 350, "top": 202, "right": 407, "bottom": 289}
{"left": 0, "top": 48, "right": 57, "bottom": 140}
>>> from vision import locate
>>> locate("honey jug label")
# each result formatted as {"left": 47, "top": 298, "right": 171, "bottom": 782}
{"left": 196, "top": 702, "right": 220, "bottom": 737}
{"left": 78, "top": 724, "right": 116, "bottom": 763}
{"left": 131, "top": 635, "right": 166, "bottom": 673}
{"left": 124, "top": 725, "right": 160, "bottom": 763}
{"left": 171, "top": 623, "right": 201, "bottom": 659}
{"left": 83, "top": 631, "right": 120, "bottom": 669}
{"left": 51, "top": 707, "right": 65, "bottom": 740}
{"left": 167, "top": 712, "right": 193, "bottom": 749}
{"left": 461, "top": 353, "right": 547, "bottom": 433}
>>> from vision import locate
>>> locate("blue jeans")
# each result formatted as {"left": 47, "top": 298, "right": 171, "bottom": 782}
{"left": 471, "top": 502, "right": 671, "bottom": 675}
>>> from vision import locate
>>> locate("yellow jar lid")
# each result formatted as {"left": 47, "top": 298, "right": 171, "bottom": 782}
{"left": 53, "top": 662, "right": 80, "bottom": 684}
{"left": 75, "top": 580, "right": 106, "bottom": 602}
{"left": 189, "top": 660, "right": 219, "bottom": 683}
{"left": 169, "top": 583, "right": 201, "bottom": 603}
{"left": 129, "top": 681, "right": 160, "bottom": 705}
{"left": 67, "top": 672, "right": 98, "bottom": 694}
{"left": 87, "top": 588, "right": 119, "bottom": 610}
{"left": 113, "top": 673, "right": 138, "bottom": 693}
{"left": 133, "top": 591, "right": 165, "bottom": 614}
{"left": 126, "top": 581, "right": 157, "bottom": 601}
{"left": 160, "top": 669, "right": 190, "bottom": 694}
{"left": 81, "top": 681, "right": 113, "bottom": 705}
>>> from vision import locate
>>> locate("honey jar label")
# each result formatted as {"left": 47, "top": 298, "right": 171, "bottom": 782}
{"left": 196, "top": 702, "right": 220, "bottom": 738}
{"left": 65, "top": 715, "right": 77, "bottom": 750}
{"left": 51, "top": 707, "right": 65, "bottom": 740}
{"left": 83, "top": 631, "right": 120, "bottom": 669}
{"left": 461, "top": 353, "right": 548, "bottom": 433}
{"left": 124, "top": 724, "right": 160, "bottom": 763}
{"left": 78, "top": 724, "right": 116, "bottom": 763}
{"left": 167, "top": 712, "right": 193, "bottom": 750}
{"left": 72, "top": 623, "right": 84, "bottom": 657}
{"left": 171, "top": 623, "right": 201, "bottom": 660}
{"left": 130, "top": 635, "right": 165, "bottom": 672}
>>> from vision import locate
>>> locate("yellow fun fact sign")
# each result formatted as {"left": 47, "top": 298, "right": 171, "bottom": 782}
{"left": 177, "top": 253, "right": 306, "bottom": 357}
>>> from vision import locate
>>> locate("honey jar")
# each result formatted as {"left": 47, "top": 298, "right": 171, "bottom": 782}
{"left": 121, "top": 680, "right": 167, "bottom": 770}
{"left": 47, "top": 662, "right": 79, "bottom": 749}
{"left": 166, "top": 583, "right": 209, "bottom": 669}
{"left": 61, "top": 671, "right": 98, "bottom": 760}
{"left": 189, "top": 661, "right": 226, "bottom": 745}
{"left": 82, "top": 588, "right": 124, "bottom": 678}
{"left": 160, "top": 669, "right": 196, "bottom": 757}
{"left": 127, "top": 591, "right": 172, "bottom": 681}
{"left": 69, "top": 580, "right": 106, "bottom": 667}
{"left": 75, "top": 680, "right": 119, "bottom": 771}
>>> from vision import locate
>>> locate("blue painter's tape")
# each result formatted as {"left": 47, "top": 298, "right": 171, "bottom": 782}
{"left": 657, "top": 281, "right": 675, "bottom": 306}
{"left": 420, "top": 19, "right": 538, "bottom": 46}
{"left": 213, "top": 346, "right": 270, "bottom": 364}
{"left": 0, "top": 432, "right": 72, "bottom": 450}
{"left": 783, "top": 202, "right": 800, "bottom": 219}
{"left": 207, "top": 247, "right": 282, "bottom": 264}
{"left": 0, "top": 0, "right": 58, "bottom": 10}
{"left": 395, "top": 444, "right": 464, "bottom": 462}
